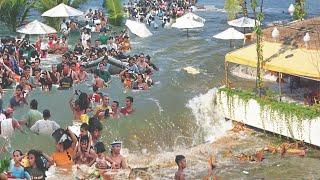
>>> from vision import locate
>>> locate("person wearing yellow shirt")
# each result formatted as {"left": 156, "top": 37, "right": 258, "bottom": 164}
{"left": 94, "top": 95, "right": 112, "bottom": 120}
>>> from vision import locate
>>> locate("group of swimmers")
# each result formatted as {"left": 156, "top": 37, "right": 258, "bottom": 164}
{"left": 6, "top": 131, "right": 126, "bottom": 179}
{"left": 124, "top": 0, "right": 196, "bottom": 28}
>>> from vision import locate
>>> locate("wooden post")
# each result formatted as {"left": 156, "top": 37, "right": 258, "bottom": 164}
{"left": 278, "top": 72, "right": 282, "bottom": 101}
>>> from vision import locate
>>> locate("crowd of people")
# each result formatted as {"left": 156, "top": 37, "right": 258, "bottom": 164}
{"left": 0, "top": 5, "right": 162, "bottom": 179}
{"left": 124, "top": 0, "right": 196, "bottom": 28}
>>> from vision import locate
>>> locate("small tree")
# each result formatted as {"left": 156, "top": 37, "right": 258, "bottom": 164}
{"left": 293, "top": 0, "right": 306, "bottom": 20}
{"left": 251, "top": 0, "right": 264, "bottom": 97}
{"left": 0, "top": 0, "right": 34, "bottom": 31}
{"left": 224, "top": 0, "right": 242, "bottom": 20}
{"left": 104, "top": 0, "right": 123, "bottom": 26}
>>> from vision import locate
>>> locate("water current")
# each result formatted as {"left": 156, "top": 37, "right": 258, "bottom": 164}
{"left": 1, "top": 0, "right": 320, "bottom": 179}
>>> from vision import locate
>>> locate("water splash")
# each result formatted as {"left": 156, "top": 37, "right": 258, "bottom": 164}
{"left": 147, "top": 98, "right": 164, "bottom": 115}
{"left": 186, "top": 88, "right": 232, "bottom": 142}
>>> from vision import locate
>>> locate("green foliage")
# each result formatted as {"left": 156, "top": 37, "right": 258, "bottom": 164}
{"left": 251, "top": 0, "right": 264, "bottom": 97}
{"left": 224, "top": 0, "right": 241, "bottom": 20}
{"left": 218, "top": 87, "right": 320, "bottom": 120}
{"left": 34, "top": 0, "right": 87, "bottom": 30}
{"left": 0, "top": 0, "right": 34, "bottom": 31}
{"left": 293, "top": 0, "right": 306, "bottom": 20}
{"left": 0, "top": 158, "right": 10, "bottom": 173}
{"left": 104, "top": 0, "right": 123, "bottom": 26}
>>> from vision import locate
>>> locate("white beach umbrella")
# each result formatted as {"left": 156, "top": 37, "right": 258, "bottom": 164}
{"left": 125, "top": 19, "right": 152, "bottom": 38}
{"left": 213, "top": 28, "right": 244, "bottom": 40}
{"left": 171, "top": 12, "right": 205, "bottom": 36}
{"left": 16, "top": 20, "right": 57, "bottom": 35}
{"left": 41, "top": 3, "right": 83, "bottom": 17}
{"left": 227, "top": 17, "right": 258, "bottom": 28}
{"left": 181, "top": 12, "right": 206, "bottom": 24}
{"left": 213, "top": 28, "right": 244, "bottom": 47}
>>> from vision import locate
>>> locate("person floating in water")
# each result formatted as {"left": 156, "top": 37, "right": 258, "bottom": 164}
{"left": 175, "top": 155, "right": 186, "bottom": 180}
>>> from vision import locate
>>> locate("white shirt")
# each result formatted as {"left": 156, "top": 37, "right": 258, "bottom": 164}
{"left": 1, "top": 118, "right": 14, "bottom": 137}
{"left": 30, "top": 119, "right": 60, "bottom": 135}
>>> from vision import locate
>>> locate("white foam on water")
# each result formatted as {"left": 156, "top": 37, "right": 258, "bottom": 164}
{"left": 147, "top": 97, "right": 164, "bottom": 115}
{"left": 186, "top": 88, "right": 232, "bottom": 142}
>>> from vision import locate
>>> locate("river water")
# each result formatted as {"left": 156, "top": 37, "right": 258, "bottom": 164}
{"left": 1, "top": 0, "right": 320, "bottom": 179}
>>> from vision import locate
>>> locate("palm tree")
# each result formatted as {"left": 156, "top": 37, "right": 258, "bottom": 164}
{"left": 104, "top": 0, "right": 123, "bottom": 26}
{"left": 34, "top": 0, "right": 87, "bottom": 30}
{"left": 224, "top": 0, "right": 241, "bottom": 20}
{"left": 0, "top": 0, "right": 34, "bottom": 31}
{"left": 239, "top": 0, "right": 248, "bottom": 17}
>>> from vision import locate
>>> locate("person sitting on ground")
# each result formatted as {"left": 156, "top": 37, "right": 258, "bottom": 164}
{"left": 9, "top": 150, "right": 31, "bottom": 180}
{"left": 25, "top": 99, "right": 42, "bottom": 128}
{"left": 73, "top": 135, "right": 97, "bottom": 166}
{"left": 30, "top": 109, "right": 60, "bottom": 135}
{"left": 50, "top": 128, "right": 77, "bottom": 167}
{"left": 109, "top": 140, "right": 127, "bottom": 169}
{"left": 175, "top": 155, "right": 186, "bottom": 180}
{"left": 0, "top": 108, "right": 25, "bottom": 137}
{"left": 26, "top": 150, "right": 51, "bottom": 180}
{"left": 120, "top": 96, "right": 134, "bottom": 115}
{"left": 10, "top": 85, "right": 28, "bottom": 109}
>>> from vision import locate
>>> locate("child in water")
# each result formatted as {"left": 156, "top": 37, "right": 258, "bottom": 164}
{"left": 78, "top": 123, "right": 92, "bottom": 152}
{"left": 9, "top": 150, "right": 31, "bottom": 179}
{"left": 94, "top": 142, "right": 115, "bottom": 169}
{"left": 175, "top": 155, "right": 186, "bottom": 180}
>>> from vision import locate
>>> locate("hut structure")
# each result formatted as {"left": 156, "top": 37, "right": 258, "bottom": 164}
{"left": 225, "top": 17, "right": 320, "bottom": 105}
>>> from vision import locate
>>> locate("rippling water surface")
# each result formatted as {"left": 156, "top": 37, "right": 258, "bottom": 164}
{"left": 1, "top": 0, "right": 320, "bottom": 179}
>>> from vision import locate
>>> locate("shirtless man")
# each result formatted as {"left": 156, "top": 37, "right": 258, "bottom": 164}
{"left": 109, "top": 141, "right": 127, "bottom": 169}
{"left": 77, "top": 65, "right": 88, "bottom": 82}
{"left": 175, "top": 155, "right": 186, "bottom": 180}
{"left": 93, "top": 71, "right": 105, "bottom": 88}
{"left": 73, "top": 135, "right": 97, "bottom": 166}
